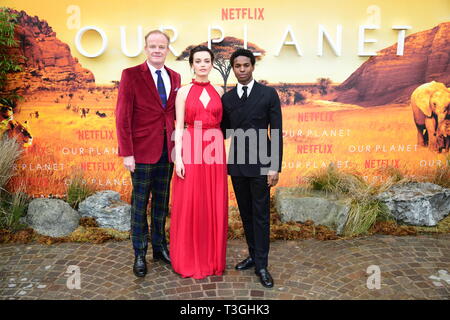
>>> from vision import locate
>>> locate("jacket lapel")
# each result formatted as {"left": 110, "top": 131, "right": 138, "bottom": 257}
{"left": 230, "top": 81, "right": 265, "bottom": 128}
{"left": 139, "top": 62, "right": 164, "bottom": 110}
{"left": 227, "top": 86, "right": 241, "bottom": 110}
{"left": 165, "top": 66, "right": 178, "bottom": 110}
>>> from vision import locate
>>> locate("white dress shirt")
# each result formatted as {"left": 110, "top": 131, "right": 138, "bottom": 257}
{"left": 147, "top": 61, "right": 171, "bottom": 98}
{"left": 237, "top": 79, "right": 255, "bottom": 99}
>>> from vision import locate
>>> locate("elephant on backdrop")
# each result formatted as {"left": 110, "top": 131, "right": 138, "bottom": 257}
{"left": 411, "top": 81, "right": 450, "bottom": 151}
{"left": 437, "top": 119, "right": 450, "bottom": 153}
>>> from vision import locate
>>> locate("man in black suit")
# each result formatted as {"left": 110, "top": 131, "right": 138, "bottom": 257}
{"left": 221, "top": 49, "right": 283, "bottom": 288}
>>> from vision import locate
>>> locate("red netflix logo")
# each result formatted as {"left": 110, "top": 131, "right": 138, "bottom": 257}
{"left": 298, "top": 112, "right": 334, "bottom": 122}
{"left": 77, "top": 130, "right": 114, "bottom": 140}
{"left": 297, "top": 144, "right": 333, "bottom": 154}
{"left": 24, "top": 145, "right": 48, "bottom": 155}
{"left": 365, "top": 159, "right": 400, "bottom": 168}
{"left": 81, "top": 162, "right": 116, "bottom": 171}
{"left": 221, "top": 8, "right": 265, "bottom": 20}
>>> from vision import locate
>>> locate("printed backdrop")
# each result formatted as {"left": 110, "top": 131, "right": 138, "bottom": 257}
{"left": 2, "top": 0, "right": 450, "bottom": 204}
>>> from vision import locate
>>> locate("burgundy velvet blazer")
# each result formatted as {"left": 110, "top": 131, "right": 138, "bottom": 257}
{"left": 115, "top": 62, "right": 181, "bottom": 163}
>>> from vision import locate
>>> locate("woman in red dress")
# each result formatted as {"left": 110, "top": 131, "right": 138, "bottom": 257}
{"left": 170, "top": 46, "right": 228, "bottom": 279}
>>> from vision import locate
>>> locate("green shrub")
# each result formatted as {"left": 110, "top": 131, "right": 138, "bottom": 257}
{"left": 65, "top": 172, "right": 96, "bottom": 209}
{"left": 0, "top": 7, "right": 23, "bottom": 102}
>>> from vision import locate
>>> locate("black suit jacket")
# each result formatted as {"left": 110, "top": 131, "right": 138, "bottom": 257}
{"left": 221, "top": 81, "right": 283, "bottom": 177}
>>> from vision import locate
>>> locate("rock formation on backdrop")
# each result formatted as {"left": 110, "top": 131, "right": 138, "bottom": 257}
{"left": 5, "top": 9, "right": 95, "bottom": 94}
{"left": 334, "top": 22, "right": 450, "bottom": 107}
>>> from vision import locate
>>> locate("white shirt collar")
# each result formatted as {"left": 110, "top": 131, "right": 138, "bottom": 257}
{"left": 237, "top": 79, "right": 255, "bottom": 98}
{"left": 146, "top": 60, "right": 171, "bottom": 98}
{"left": 147, "top": 61, "right": 166, "bottom": 75}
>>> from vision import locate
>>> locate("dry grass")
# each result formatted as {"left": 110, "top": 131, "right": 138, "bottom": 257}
{"left": 369, "top": 221, "right": 417, "bottom": 236}
{"left": 227, "top": 198, "right": 340, "bottom": 241}
{"left": 376, "top": 166, "right": 409, "bottom": 184}
{"left": 2, "top": 94, "right": 448, "bottom": 243}
{"left": 10, "top": 99, "right": 128, "bottom": 200}
{"left": 0, "top": 185, "right": 30, "bottom": 231}
{"left": 308, "top": 164, "right": 366, "bottom": 195}
{"left": 279, "top": 103, "right": 449, "bottom": 191}
{"left": 0, "top": 136, "right": 29, "bottom": 231}
{"left": 430, "top": 154, "right": 450, "bottom": 188}
{"left": 65, "top": 170, "right": 96, "bottom": 209}
{"left": 10, "top": 92, "right": 450, "bottom": 207}
{"left": 0, "top": 216, "right": 129, "bottom": 244}
{"left": 0, "top": 135, "right": 22, "bottom": 189}
{"left": 305, "top": 163, "right": 450, "bottom": 237}
{"left": 307, "top": 165, "right": 394, "bottom": 237}
{"left": 411, "top": 214, "right": 450, "bottom": 234}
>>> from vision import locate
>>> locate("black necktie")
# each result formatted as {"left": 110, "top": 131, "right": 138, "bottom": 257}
{"left": 242, "top": 86, "right": 248, "bottom": 101}
{"left": 155, "top": 70, "right": 167, "bottom": 108}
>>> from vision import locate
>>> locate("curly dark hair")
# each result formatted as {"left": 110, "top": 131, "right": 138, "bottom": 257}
{"left": 230, "top": 48, "right": 255, "bottom": 67}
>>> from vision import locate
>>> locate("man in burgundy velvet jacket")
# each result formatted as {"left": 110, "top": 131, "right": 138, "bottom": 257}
{"left": 115, "top": 30, "right": 181, "bottom": 278}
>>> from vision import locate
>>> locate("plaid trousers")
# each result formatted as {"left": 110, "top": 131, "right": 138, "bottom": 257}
{"left": 130, "top": 141, "right": 173, "bottom": 257}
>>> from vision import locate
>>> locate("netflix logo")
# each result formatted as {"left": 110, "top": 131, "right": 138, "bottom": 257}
{"left": 298, "top": 112, "right": 334, "bottom": 122}
{"left": 221, "top": 8, "right": 265, "bottom": 20}
{"left": 77, "top": 130, "right": 115, "bottom": 140}
{"left": 81, "top": 162, "right": 116, "bottom": 171}
{"left": 364, "top": 159, "right": 400, "bottom": 168}
{"left": 23, "top": 145, "right": 49, "bottom": 155}
{"left": 297, "top": 144, "right": 333, "bottom": 154}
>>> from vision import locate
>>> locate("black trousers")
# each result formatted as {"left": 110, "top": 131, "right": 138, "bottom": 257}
{"left": 231, "top": 175, "right": 270, "bottom": 270}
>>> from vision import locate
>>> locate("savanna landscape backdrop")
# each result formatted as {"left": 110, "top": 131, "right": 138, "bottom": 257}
{"left": 2, "top": 0, "right": 449, "bottom": 206}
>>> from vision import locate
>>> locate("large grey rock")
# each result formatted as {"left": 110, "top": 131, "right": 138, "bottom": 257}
{"left": 26, "top": 199, "right": 80, "bottom": 237}
{"left": 377, "top": 182, "right": 450, "bottom": 226}
{"left": 78, "top": 191, "right": 131, "bottom": 231}
{"left": 274, "top": 187, "right": 350, "bottom": 234}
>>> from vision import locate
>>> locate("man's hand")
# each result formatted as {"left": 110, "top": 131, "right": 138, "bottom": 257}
{"left": 267, "top": 170, "right": 279, "bottom": 187}
{"left": 123, "top": 156, "right": 135, "bottom": 172}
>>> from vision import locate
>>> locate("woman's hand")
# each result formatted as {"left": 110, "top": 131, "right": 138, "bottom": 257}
{"left": 175, "top": 159, "right": 185, "bottom": 179}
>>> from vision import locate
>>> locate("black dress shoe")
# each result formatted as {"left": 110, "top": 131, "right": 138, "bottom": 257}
{"left": 153, "top": 248, "right": 171, "bottom": 264}
{"left": 133, "top": 255, "right": 147, "bottom": 278}
{"left": 235, "top": 256, "right": 255, "bottom": 270}
{"left": 255, "top": 268, "right": 274, "bottom": 288}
